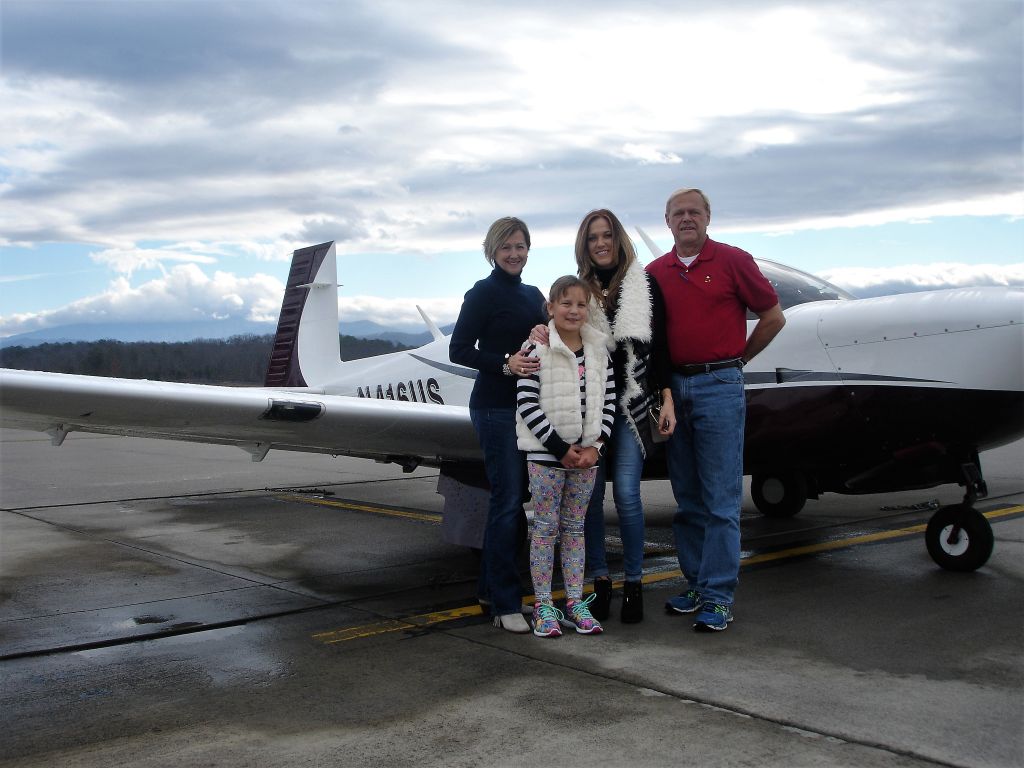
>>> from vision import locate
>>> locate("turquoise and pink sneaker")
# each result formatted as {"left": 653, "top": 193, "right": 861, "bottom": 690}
{"left": 563, "top": 594, "right": 603, "bottom": 635}
{"left": 532, "top": 602, "right": 563, "bottom": 638}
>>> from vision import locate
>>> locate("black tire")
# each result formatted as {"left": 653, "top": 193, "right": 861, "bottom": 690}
{"left": 751, "top": 471, "right": 808, "bottom": 518}
{"left": 925, "top": 504, "right": 994, "bottom": 572}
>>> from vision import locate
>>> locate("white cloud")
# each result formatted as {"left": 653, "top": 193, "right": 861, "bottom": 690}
{"left": 497, "top": 6, "right": 909, "bottom": 133}
{"left": 0, "top": 265, "right": 286, "bottom": 336}
{"left": 0, "top": 270, "right": 78, "bottom": 284}
{"left": 819, "top": 262, "right": 1024, "bottom": 297}
{"left": 720, "top": 193, "right": 1024, "bottom": 236}
{"left": 739, "top": 127, "right": 800, "bottom": 150}
{"left": 614, "top": 144, "right": 683, "bottom": 165}
{"left": 1, "top": 0, "right": 1018, "bottom": 255}
{"left": 89, "top": 246, "right": 218, "bottom": 275}
{"left": 0, "top": 0, "right": 1020, "bottom": 336}
{"left": 339, "top": 296, "right": 463, "bottom": 328}
{"left": 4, "top": 257, "right": 1021, "bottom": 340}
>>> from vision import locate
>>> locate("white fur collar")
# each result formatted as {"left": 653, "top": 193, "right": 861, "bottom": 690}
{"left": 547, "top": 318, "right": 607, "bottom": 355}
{"left": 587, "top": 260, "right": 652, "bottom": 345}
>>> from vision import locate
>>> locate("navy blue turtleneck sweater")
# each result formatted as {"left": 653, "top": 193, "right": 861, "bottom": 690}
{"left": 450, "top": 267, "right": 547, "bottom": 409}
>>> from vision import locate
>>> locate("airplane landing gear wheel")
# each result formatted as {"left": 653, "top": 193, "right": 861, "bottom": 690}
{"left": 925, "top": 504, "right": 993, "bottom": 572}
{"left": 751, "top": 470, "right": 808, "bottom": 518}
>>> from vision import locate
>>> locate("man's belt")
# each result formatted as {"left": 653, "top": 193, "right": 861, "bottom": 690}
{"left": 675, "top": 358, "right": 744, "bottom": 376}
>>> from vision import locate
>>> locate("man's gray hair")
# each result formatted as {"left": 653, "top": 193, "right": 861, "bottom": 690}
{"left": 665, "top": 188, "right": 711, "bottom": 217}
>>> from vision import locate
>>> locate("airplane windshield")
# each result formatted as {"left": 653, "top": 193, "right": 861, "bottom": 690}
{"left": 751, "top": 260, "right": 854, "bottom": 316}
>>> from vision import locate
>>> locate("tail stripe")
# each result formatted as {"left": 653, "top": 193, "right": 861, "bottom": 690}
{"left": 264, "top": 241, "right": 334, "bottom": 387}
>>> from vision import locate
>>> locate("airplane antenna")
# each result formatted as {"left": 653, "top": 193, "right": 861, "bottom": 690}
{"left": 635, "top": 226, "right": 663, "bottom": 260}
{"left": 417, "top": 305, "right": 445, "bottom": 342}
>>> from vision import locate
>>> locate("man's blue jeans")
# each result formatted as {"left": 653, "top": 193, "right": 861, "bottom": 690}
{"left": 585, "top": 412, "right": 647, "bottom": 583}
{"left": 470, "top": 407, "right": 526, "bottom": 615}
{"left": 666, "top": 367, "right": 745, "bottom": 606}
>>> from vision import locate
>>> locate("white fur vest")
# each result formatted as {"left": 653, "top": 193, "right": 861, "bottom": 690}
{"left": 516, "top": 320, "right": 610, "bottom": 451}
{"left": 587, "top": 259, "right": 657, "bottom": 456}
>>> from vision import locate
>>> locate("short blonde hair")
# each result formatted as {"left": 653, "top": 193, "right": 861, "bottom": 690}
{"left": 482, "top": 216, "right": 531, "bottom": 266}
{"left": 665, "top": 188, "right": 711, "bottom": 217}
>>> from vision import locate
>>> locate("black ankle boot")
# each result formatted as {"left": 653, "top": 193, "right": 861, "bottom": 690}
{"left": 621, "top": 580, "right": 644, "bottom": 623}
{"left": 591, "top": 578, "right": 612, "bottom": 621}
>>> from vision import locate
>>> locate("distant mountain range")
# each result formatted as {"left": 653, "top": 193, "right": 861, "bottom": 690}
{"left": 0, "top": 319, "right": 455, "bottom": 349}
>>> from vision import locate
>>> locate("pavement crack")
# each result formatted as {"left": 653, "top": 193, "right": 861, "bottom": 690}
{"left": 444, "top": 630, "right": 968, "bottom": 768}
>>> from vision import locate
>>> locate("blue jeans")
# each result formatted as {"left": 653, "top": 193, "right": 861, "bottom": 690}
{"left": 585, "top": 412, "right": 647, "bottom": 582}
{"left": 470, "top": 407, "right": 526, "bottom": 615}
{"left": 666, "top": 367, "right": 745, "bottom": 606}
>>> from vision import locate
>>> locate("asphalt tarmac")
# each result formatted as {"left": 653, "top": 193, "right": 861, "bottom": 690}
{"left": 1, "top": 427, "right": 1022, "bottom": 768}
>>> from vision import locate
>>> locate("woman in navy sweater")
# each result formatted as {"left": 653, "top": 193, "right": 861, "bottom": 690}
{"left": 450, "top": 217, "right": 547, "bottom": 633}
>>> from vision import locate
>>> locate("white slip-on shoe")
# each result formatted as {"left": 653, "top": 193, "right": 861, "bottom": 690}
{"left": 493, "top": 612, "right": 530, "bottom": 634}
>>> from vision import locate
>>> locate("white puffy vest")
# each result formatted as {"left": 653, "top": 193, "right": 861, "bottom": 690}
{"left": 516, "top": 320, "right": 610, "bottom": 451}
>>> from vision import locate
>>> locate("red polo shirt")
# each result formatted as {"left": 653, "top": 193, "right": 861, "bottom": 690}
{"left": 645, "top": 238, "right": 778, "bottom": 366}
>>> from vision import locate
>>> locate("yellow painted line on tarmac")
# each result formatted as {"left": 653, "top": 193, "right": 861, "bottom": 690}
{"left": 277, "top": 494, "right": 442, "bottom": 524}
{"left": 314, "top": 604, "right": 486, "bottom": 644}
{"left": 608, "top": 505, "right": 1024, "bottom": 587}
{"left": 315, "top": 589, "right": 589, "bottom": 645}
{"left": 739, "top": 503, "right": 1023, "bottom": 568}
{"left": 312, "top": 504, "right": 1024, "bottom": 644}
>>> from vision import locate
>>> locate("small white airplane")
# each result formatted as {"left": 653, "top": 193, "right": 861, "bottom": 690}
{"left": 2, "top": 239, "right": 1021, "bottom": 571}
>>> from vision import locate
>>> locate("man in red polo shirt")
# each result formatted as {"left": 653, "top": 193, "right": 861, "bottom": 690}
{"left": 646, "top": 188, "right": 785, "bottom": 631}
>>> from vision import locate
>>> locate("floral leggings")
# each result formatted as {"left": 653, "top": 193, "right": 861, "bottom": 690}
{"left": 527, "top": 462, "right": 598, "bottom": 604}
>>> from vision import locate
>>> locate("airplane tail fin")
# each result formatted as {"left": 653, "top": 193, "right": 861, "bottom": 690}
{"left": 417, "top": 305, "right": 445, "bottom": 342}
{"left": 264, "top": 241, "right": 340, "bottom": 388}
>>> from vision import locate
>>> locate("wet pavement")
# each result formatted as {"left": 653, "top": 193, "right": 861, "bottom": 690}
{"left": 1, "top": 428, "right": 1022, "bottom": 767}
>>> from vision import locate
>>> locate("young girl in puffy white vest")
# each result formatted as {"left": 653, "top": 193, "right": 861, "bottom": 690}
{"left": 516, "top": 276, "right": 616, "bottom": 637}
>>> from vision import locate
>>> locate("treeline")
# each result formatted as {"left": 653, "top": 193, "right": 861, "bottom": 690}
{"left": 0, "top": 334, "right": 412, "bottom": 384}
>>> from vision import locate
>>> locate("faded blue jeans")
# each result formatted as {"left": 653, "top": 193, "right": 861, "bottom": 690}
{"left": 470, "top": 407, "right": 526, "bottom": 615}
{"left": 666, "top": 366, "right": 746, "bottom": 606}
{"left": 585, "top": 412, "right": 647, "bottom": 583}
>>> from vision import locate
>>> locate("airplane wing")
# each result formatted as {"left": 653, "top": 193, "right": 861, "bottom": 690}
{"left": 0, "top": 368, "right": 481, "bottom": 467}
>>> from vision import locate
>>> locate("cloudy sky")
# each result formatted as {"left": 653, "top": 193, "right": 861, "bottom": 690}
{"left": 1, "top": 0, "right": 1021, "bottom": 337}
